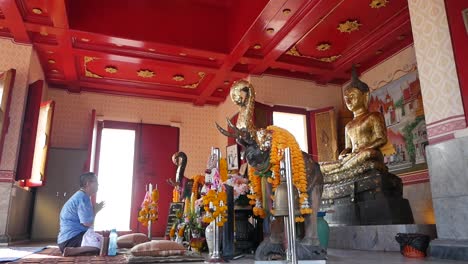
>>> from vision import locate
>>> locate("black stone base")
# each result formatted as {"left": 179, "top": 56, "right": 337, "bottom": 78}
{"left": 430, "top": 239, "right": 468, "bottom": 261}
{"left": 323, "top": 197, "right": 414, "bottom": 225}
{"left": 321, "top": 170, "right": 414, "bottom": 225}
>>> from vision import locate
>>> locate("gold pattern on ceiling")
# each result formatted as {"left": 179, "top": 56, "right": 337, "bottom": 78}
{"left": 105, "top": 66, "right": 118, "bottom": 74}
{"left": 84, "top": 56, "right": 102, "bottom": 78}
{"left": 286, "top": 46, "right": 341, "bottom": 63}
{"left": 370, "top": 0, "right": 389, "bottom": 9}
{"left": 337, "top": 20, "right": 362, "bottom": 33}
{"left": 182, "top": 72, "right": 206, "bottom": 89}
{"left": 137, "top": 69, "right": 155, "bottom": 78}
{"left": 173, "top": 74, "right": 185, "bottom": 82}
{"left": 316, "top": 42, "right": 331, "bottom": 51}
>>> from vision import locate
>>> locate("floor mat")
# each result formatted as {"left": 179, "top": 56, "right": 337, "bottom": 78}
{"left": 9, "top": 247, "right": 127, "bottom": 263}
{"left": 125, "top": 251, "right": 205, "bottom": 263}
{"left": 0, "top": 247, "right": 45, "bottom": 263}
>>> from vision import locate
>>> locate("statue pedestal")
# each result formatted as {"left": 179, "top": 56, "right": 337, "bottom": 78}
{"left": 328, "top": 224, "right": 436, "bottom": 251}
{"left": 321, "top": 170, "right": 414, "bottom": 225}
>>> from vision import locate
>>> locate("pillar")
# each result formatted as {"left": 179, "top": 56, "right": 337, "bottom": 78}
{"left": 408, "top": 0, "right": 468, "bottom": 260}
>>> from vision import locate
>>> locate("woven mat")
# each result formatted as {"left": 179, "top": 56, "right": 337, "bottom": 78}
{"left": 10, "top": 247, "right": 127, "bottom": 264}
{"left": 125, "top": 251, "right": 204, "bottom": 263}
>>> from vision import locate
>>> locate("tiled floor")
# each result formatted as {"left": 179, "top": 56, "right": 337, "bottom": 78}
{"left": 221, "top": 249, "right": 464, "bottom": 264}
{"left": 5, "top": 242, "right": 465, "bottom": 263}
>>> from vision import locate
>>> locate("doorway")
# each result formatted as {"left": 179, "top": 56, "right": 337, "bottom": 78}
{"left": 94, "top": 128, "right": 135, "bottom": 231}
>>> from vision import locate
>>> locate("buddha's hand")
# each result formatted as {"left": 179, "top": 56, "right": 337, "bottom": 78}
{"left": 338, "top": 148, "right": 352, "bottom": 160}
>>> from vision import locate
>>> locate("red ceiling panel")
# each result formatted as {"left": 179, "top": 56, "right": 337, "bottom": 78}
{"left": 0, "top": 0, "right": 414, "bottom": 105}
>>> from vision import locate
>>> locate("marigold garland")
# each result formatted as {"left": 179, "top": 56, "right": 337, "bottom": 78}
{"left": 202, "top": 189, "right": 228, "bottom": 226}
{"left": 219, "top": 158, "right": 228, "bottom": 182}
{"left": 191, "top": 174, "right": 205, "bottom": 199}
{"left": 248, "top": 126, "right": 313, "bottom": 221}
{"left": 138, "top": 188, "right": 159, "bottom": 226}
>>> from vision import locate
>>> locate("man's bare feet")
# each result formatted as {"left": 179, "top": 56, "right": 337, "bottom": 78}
{"left": 63, "top": 246, "right": 100, "bottom": 257}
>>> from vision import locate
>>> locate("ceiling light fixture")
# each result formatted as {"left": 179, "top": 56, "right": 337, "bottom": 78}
{"left": 266, "top": 28, "right": 275, "bottom": 34}
{"left": 173, "top": 74, "right": 185, "bottom": 81}
{"left": 137, "top": 69, "right": 155, "bottom": 78}
{"left": 81, "top": 38, "right": 90, "bottom": 42}
{"left": 253, "top": 44, "right": 262, "bottom": 50}
{"left": 105, "top": 66, "right": 118, "bottom": 74}
{"left": 179, "top": 53, "right": 187, "bottom": 56}
{"left": 32, "top": 8, "right": 43, "bottom": 15}
{"left": 282, "top": 9, "right": 291, "bottom": 15}
{"left": 48, "top": 59, "right": 56, "bottom": 64}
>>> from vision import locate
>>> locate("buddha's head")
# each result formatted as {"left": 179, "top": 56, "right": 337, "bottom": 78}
{"left": 344, "top": 66, "right": 370, "bottom": 111}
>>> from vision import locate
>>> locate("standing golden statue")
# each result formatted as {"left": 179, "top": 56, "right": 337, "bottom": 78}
{"left": 320, "top": 67, "right": 388, "bottom": 183}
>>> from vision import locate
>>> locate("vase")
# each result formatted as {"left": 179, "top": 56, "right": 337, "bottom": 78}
{"left": 317, "top": 211, "right": 330, "bottom": 249}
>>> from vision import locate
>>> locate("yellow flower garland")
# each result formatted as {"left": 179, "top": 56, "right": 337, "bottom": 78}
{"left": 248, "top": 126, "right": 312, "bottom": 221}
{"left": 191, "top": 174, "right": 205, "bottom": 199}
{"left": 202, "top": 189, "right": 228, "bottom": 226}
{"left": 138, "top": 188, "right": 160, "bottom": 226}
{"left": 219, "top": 158, "right": 228, "bottom": 182}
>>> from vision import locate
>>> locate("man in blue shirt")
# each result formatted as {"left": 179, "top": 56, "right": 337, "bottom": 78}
{"left": 57, "top": 172, "right": 104, "bottom": 256}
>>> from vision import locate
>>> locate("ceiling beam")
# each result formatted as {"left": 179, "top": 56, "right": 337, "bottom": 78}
{"left": 44, "top": 0, "right": 79, "bottom": 92}
{"left": 0, "top": 0, "right": 29, "bottom": 43}
{"left": 251, "top": 0, "right": 345, "bottom": 75}
{"left": 195, "top": 0, "right": 291, "bottom": 105}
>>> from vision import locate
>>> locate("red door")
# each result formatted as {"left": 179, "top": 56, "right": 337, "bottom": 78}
{"left": 131, "top": 124, "right": 179, "bottom": 237}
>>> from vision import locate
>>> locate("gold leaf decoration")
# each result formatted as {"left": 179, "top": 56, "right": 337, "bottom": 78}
{"left": 286, "top": 46, "right": 340, "bottom": 63}
{"left": 337, "top": 20, "right": 362, "bottom": 33}
{"left": 84, "top": 56, "right": 102, "bottom": 78}
{"left": 370, "top": 0, "right": 389, "bottom": 9}
{"left": 182, "top": 72, "right": 206, "bottom": 89}
{"left": 318, "top": 55, "right": 341, "bottom": 63}
{"left": 173, "top": 74, "right": 185, "bottom": 82}
{"left": 316, "top": 42, "right": 331, "bottom": 51}
{"left": 137, "top": 69, "right": 155, "bottom": 78}
{"left": 105, "top": 66, "right": 118, "bottom": 74}
{"left": 286, "top": 46, "right": 302, "bottom": 56}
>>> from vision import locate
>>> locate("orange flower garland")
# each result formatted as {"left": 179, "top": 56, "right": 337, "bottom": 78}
{"left": 138, "top": 188, "right": 160, "bottom": 226}
{"left": 248, "top": 126, "right": 312, "bottom": 221}
{"left": 202, "top": 189, "right": 228, "bottom": 226}
{"left": 191, "top": 174, "right": 205, "bottom": 199}
{"left": 248, "top": 167, "right": 266, "bottom": 218}
{"left": 219, "top": 158, "right": 228, "bottom": 182}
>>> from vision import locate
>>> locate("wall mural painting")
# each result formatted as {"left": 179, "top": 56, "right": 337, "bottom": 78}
{"left": 369, "top": 70, "right": 428, "bottom": 174}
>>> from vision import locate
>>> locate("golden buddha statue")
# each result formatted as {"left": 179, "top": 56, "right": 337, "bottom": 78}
{"left": 320, "top": 67, "right": 388, "bottom": 183}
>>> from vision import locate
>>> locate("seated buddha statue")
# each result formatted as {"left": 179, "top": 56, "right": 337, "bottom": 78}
{"left": 320, "top": 67, "right": 388, "bottom": 183}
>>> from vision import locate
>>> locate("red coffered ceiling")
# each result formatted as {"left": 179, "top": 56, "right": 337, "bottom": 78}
{"left": 0, "top": 0, "right": 413, "bottom": 105}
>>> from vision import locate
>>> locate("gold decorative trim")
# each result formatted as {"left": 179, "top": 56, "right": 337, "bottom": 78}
{"left": 286, "top": 45, "right": 341, "bottom": 63}
{"left": 105, "top": 66, "right": 118, "bottom": 74}
{"left": 182, "top": 72, "right": 206, "bottom": 89}
{"left": 173, "top": 74, "right": 185, "bottom": 82}
{"left": 316, "top": 42, "right": 331, "bottom": 51}
{"left": 370, "top": 0, "right": 389, "bottom": 9}
{"left": 337, "top": 20, "right": 361, "bottom": 33}
{"left": 137, "top": 69, "right": 155, "bottom": 78}
{"left": 318, "top": 55, "right": 341, "bottom": 62}
{"left": 84, "top": 56, "right": 102, "bottom": 78}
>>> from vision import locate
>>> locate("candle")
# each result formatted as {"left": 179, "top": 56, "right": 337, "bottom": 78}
{"left": 184, "top": 198, "right": 190, "bottom": 216}
{"left": 190, "top": 193, "right": 196, "bottom": 215}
